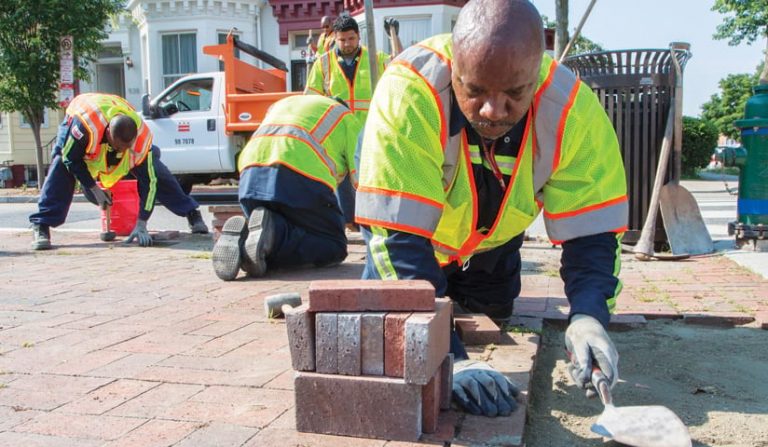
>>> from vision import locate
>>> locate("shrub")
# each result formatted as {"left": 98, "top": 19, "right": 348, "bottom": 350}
{"left": 682, "top": 116, "right": 718, "bottom": 176}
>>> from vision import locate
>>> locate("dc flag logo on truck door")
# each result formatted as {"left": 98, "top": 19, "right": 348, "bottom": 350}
{"left": 178, "top": 122, "right": 190, "bottom": 132}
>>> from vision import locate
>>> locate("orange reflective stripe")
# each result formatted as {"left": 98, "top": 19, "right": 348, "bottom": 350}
{"left": 553, "top": 80, "right": 581, "bottom": 173}
{"left": 544, "top": 195, "right": 628, "bottom": 219}
{"left": 391, "top": 59, "right": 448, "bottom": 148}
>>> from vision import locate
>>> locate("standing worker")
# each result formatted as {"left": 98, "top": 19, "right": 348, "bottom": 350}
{"left": 29, "top": 93, "right": 208, "bottom": 250}
{"left": 356, "top": 0, "right": 627, "bottom": 417}
{"left": 305, "top": 14, "right": 402, "bottom": 123}
{"left": 211, "top": 95, "right": 362, "bottom": 281}
{"left": 315, "top": 15, "right": 335, "bottom": 56}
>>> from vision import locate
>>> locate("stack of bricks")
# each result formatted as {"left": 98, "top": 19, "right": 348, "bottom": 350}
{"left": 284, "top": 280, "right": 453, "bottom": 442}
{"left": 207, "top": 205, "right": 243, "bottom": 242}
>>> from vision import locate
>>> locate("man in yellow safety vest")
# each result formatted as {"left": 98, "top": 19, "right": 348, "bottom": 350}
{"left": 211, "top": 95, "right": 361, "bottom": 281}
{"left": 356, "top": 0, "right": 628, "bottom": 417}
{"left": 29, "top": 93, "right": 208, "bottom": 250}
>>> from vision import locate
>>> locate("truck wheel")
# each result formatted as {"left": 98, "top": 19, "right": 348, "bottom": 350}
{"left": 176, "top": 176, "right": 195, "bottom": 195}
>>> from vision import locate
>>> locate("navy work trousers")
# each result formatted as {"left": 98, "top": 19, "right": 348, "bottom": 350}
{"left": 239, "top": 166, "right": 347, "bottom": 271}
{"left": 29, "top": 123, "right": 197, "bottom": 227}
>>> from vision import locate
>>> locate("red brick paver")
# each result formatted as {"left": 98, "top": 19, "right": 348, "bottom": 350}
{"left": 1, "top": 231, "right": 765, "bottom": 446}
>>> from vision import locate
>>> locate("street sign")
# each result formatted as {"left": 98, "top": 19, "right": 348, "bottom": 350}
{"left": 59, "top": 36, "right": 74, "bottom": 107}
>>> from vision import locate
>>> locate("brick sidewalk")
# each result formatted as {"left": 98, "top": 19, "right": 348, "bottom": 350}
{"left": 0, "top": 230, "right": 766, "bottom": 446}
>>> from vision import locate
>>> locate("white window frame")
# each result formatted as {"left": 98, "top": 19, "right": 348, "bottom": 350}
{"left": 161, "top": 31, "right": 198, "bottom": 88}
{"left": 20, "top": 109, "right": 49, "bottom": 129}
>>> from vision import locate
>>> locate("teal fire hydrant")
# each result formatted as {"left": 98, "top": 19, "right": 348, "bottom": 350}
{"left": 716, "top": 84, "right": 768, "bottom": 248}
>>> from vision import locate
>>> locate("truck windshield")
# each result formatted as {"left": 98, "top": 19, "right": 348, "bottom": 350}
{"left": 158, "top": 78, "right": 214, "bottom": 113}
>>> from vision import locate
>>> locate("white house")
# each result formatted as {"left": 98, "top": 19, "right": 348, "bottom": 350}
{"left": 1, "top": 0, "right": 471, "bottom": 185}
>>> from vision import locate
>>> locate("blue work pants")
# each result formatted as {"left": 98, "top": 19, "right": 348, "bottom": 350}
{"left": 239, "top": 166, "right": 347, "bottom": 270}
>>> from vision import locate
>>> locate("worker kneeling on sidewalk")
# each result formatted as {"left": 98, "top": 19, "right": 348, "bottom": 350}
{"left": 356, "top": 0, "right": 628, "bottom": 417}
{"left": 28, "top": 93, "right": 208, "bottom": 251}
{"left": 211, "top": 95, "right": 362, "bottom": 281}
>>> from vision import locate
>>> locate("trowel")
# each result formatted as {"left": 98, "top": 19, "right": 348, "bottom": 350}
{"left": 590, "top": 367, "right": 691, "bottom": 447}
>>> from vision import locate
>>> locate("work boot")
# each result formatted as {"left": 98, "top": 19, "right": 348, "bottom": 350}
{"left": 211, "top": 215, "right": 247, "bottom": 281}
{"left": 187, "top": 209, "right": 209, "bottom": 234}
{"left": 31, "top": 223, "right": 52, "bottom": 251}
{"left": 241, "top": 207, "right": 276, "bottom": 278}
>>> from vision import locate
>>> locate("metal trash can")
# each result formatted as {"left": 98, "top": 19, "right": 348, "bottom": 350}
{"left": 564, "top": 44, "right": 690, "bottom": 245}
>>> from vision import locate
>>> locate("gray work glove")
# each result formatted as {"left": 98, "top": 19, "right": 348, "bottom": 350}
{"left": 565, "top": 314, "right": 619, "bottom": 398}
{"left": 89, "top": 185, "right": 112, "bottom": 208}
{"left": 453, "top": 359, "right": 519, "bottom": 417}
{"left": 124, "top": 219, "right": 153, "bottom": 247}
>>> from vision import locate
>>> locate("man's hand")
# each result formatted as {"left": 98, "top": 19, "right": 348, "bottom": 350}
{"left": 564, "top": 314, "right": 619, "bottom": 397}
{"left": 89, "top": 185, "right": 112, "bottom": 209}
{"left": 384, "top": 18, "right": 399, "bottom": 36}
{"left": 452, "top": 359, "right": 519, "bottom": 417}
{"left": 124, "top": 219, "right": 152, "bottom": 247}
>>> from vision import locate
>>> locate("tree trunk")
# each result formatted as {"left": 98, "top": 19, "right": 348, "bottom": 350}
{"left": 760, "top": 33, "right": 768, "bottom": 85}
{"left": 27, "top": 110, "right": 46, "bottom": 189}
{"left": 555, "top": 0, "right": 569, "bottom": 61}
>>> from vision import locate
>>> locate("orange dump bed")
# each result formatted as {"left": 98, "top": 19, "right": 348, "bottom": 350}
{"left": 203, "top": 34, "right": 298, "bottom": 133}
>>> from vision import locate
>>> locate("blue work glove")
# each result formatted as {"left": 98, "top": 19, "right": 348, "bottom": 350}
{"left": 453, "top": 359, "right": 519, "bottom": 417}
{"left": 124, "top": 219, "right": 153, "bottom": 247}
{"left": 565, "top": 314, "right": 619, "bottom": 398}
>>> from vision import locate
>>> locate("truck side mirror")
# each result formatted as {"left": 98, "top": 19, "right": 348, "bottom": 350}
{"left": 141, "top": 94, "right": 151, "bottom": 118}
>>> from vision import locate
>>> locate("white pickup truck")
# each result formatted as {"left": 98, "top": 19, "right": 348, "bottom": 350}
{"left": 140, "top": 35, "right": 297, "bottom": 193}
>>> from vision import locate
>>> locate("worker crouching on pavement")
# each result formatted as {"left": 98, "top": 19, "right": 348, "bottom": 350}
{"left": 355, "top": 0, "right": 628, "bottom": 417}
{"left": 211, "top": 95, "right": 362, "bottom": 281}
{"left": 29, "top": 93, "right": 208, "bottom": 250}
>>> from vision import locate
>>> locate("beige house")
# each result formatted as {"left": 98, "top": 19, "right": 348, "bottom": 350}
{"left": 0, "top": 110, "right": 63, "bottom": 186}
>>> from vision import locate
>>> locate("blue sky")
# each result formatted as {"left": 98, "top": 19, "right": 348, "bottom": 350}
{"left": 532, "top": 0, "right": 765, "bottom": 117}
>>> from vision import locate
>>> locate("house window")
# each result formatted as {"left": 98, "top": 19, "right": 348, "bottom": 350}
{"left": 218, "top": 32, "right": 241, "bottom": 71}
{"left": 293, "top": 33, "right": 310, "bottom": 51}
{"left": 162, "top": 32, "right": 197, "bottom": 88}
{"left": 385, "top": 17, "right": 431, "bottom": 53}
{"left": 20, "top": 109, "right": 49, "bottom": 129}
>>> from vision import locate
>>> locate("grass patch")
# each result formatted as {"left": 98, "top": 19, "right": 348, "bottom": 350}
{"left": 190, "top": 252, "right": 211, "bottom": 260}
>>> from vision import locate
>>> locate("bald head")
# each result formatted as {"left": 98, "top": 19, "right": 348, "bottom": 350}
{"left": 451, "top": 0, "right": 544, "bottom": 140}
{"left": 107, "top": 114, "right": 137, "bottom": 153}
{"left": 321, "top": 16, "right": 332, "bottom": 29}
{"left": 453, "top": 0, "right": 543, "bottom": 57}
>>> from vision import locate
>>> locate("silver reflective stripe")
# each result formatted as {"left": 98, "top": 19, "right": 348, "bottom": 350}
{"left": 74, "top": 99, "right": 108, "bottom": 131}
{"left": 311, "top": 104, "right": 349, "bottom": 143}
{"left": 433, "top": 245, "right": 459, "bottom": 256}
{"left": 254, "top": 124, "right": 338, "bottom": 178}
{"left": 356, "top": 189, "right": 443, "bottom": 235}
{"left": 352, "top": 100, "right": 369, "bottom": 110}
{"left": 545, "top": 199, "right": 628, "bottom": 242}
{"left": 534, "top": 62, "right": 579, "bottom": 192}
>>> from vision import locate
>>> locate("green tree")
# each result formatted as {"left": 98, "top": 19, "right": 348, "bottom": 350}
{"left": 682, "top": 116, "right": 718, "bottom": 176}
{"left": 701, "top": 65, "right": 762, "bottom": 140}
{"left": 542, "top": 15, "right": 604, "bottom": 58}
{"left": 712, "top": 0, "right": 768, "bottom": 84}
{"left": 0, "top": 1, "right": 124, "bottom": 187}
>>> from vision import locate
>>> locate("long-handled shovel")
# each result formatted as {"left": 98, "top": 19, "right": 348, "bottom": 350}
{"left": 634, "top": 101, "right": 678, "bottom": 261}
{"left": 590, "top": 368, "right": 691, "bottom": 447}
{"left": 658, "top": 43, "right": 713, "bottom": 256}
